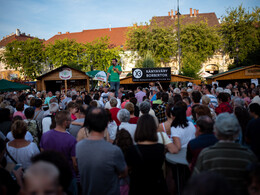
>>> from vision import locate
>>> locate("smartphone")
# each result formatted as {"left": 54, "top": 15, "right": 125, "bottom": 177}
{"left": 11, "top": 164, "right": 22, "bottom": 180}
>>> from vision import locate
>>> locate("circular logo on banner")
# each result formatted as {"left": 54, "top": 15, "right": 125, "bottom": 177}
{"left": 133, "top": 69, "right": 143, "bottom": 79}
{"left": 59, "top": 68, "right": 72, "bottom": 80}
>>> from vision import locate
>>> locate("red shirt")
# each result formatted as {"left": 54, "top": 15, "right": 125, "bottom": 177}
{"left": 215, "top": 102, "right": 233, "bottom": 115}
{"left": 110, "top": 107, "right": 121, "bottom": 126}
{"left": 129, "top": 116, "right": 139, "bottom": 124}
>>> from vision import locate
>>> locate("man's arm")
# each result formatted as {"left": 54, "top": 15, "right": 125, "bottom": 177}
{"left": 106, "top": 72, "right": 110, "bottom": 84}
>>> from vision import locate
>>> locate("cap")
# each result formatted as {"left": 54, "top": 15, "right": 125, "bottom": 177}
{"left": 28, "top": 95, "right": 34, "bottom": 98}
{"left": 187, "top": 82, "right": 193, "bottom": 87}
{"left": 215, "top": 113, "right": 241, "bottom": 135}
{"left": 173, "top": 88, "right": 181, "bottom": 94}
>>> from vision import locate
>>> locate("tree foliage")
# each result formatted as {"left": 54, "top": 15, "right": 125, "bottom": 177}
{"left": 126, "top": 24, "right": 177, "bottom": 65}
{"left": 180, "top": 22, "right": 221, "bottom": 78}
{"left": 83, "top": 37, "right": 122, "bottom": 71}
{"left": 45, "top": 39, "right": 85, "bottom": 69}
{"left": 1, "top": 38, "right": 45, "bottom": 80}
{"left": 136, "top": 51, "right": 156, "bottom": 68}
{"left": 220, "top": 5, "right": 260, "bottom": 68}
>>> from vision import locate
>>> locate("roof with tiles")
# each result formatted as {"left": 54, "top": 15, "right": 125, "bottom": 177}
{"left": 0, "top": 34, "right": 36, "bottom": 48}
{"left": 151, "top": 12, "right": 219, "bottom": 28}
{"left": 44, "top": 27, "right": 130, "bottom": 47}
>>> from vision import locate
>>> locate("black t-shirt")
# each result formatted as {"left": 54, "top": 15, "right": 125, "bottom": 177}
{"left": 126, "top": 143, "right": 167, "bottom": 195}
{"left": 246, "top": 118, "right": 260, "bottom": 160}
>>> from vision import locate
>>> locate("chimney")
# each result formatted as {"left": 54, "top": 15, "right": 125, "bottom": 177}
{"left": 175, "top": 10, "right": 178, "bottom": 18}
{"left": 58, "top": 32, "right": 61, "bottom": 35}
{"left": 197, "top": 9, "right": 199, "bottom": 15}
{"left": 194, "top": 9, "right": 196, "bottom": 17}
{"left": 168, "top": 11, "right": 170, "bottom": 16}
{"left": 16, "top": 29, "right": 20, "bottom": 36}
{"left": 133, "top": 23, "right": 137, "bottom": 28}
{"left": 190, "top": 8, "right": 192, "bottom": 17}
{"left": 171, "top": 9, "right": 174, "bottom": 19}
{"left": 109, "top": 24, "right": 112, "bottom": 31}
{"left": 66, "top": 32, "right": 69, "bottom": 34}
{"left": 27, "top": 34, "right": 30, "bottom": 36}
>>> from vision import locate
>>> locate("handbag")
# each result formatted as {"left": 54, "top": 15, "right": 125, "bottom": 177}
{"left": 5, "top": 148, "right": 18, "bottom": 173}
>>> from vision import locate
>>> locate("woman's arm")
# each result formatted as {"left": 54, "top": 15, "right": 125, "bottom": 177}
{"left": 172, "top": 136, "right": 181, "bottom": 151}
{"left": 166, "top": 143, "right": 179, "bottom": 154}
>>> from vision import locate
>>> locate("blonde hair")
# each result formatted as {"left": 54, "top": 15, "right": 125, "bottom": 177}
{"left": 202, "top": 95, "right": 210, "bottom": 105}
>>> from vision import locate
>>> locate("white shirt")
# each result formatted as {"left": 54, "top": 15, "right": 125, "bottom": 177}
{"left": 107, "top": 120, "right": 117, "bottom": 140}
{"left": 171, "top": 121, "right": 196, "bottom": 148}
{"left": 6, "top": 131, "right": 33, "bottom": 142}
{"left": 42, "top": 116, "right": 52, "bottom": 133}
{"left": 157, "top": 132, "right": 172, "bottom": 145}
{"left": 6, "top": 142, "right": 40, "bottom": 169}
{"left": 118, "top": 122, "right": 137, "bottom": 143}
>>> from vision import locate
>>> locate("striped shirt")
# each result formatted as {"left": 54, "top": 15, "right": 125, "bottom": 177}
{"left": 193, "top": 142, "right": 257, "bottom": 195}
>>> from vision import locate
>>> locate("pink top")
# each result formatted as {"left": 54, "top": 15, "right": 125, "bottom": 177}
{"left": 121, "top": 100, "right": 129, "bottom": 109}
{"left": 13, "top": 111, "right": 26, "bottom": 120}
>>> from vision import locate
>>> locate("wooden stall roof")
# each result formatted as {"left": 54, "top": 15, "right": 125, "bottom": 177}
{"left": 37, "top": 65, "right": 89, "bottom": 81}
{"left": 206, "top": 65, "right": 260, "bottom": 82}
{"left": 120, "top": 74, "right": 194, "bottom": 84}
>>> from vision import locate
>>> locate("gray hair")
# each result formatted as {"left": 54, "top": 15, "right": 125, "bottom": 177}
{"left": 49, "top": 103, "right": 59, "bottom": 113}
{"left": 24, "top": 161, "right": 59, "bottom": 185}
{"left": 233, "top": 97, "right": 245, "bottom": 108}
{"left": 216, "top": 87, "right": 224, "bottom": 94}
{"left": 110, "top": 98, "right": 118, "bottom": 107}
{"left": 139, "top": 101, "right": 150, "bottom": 114}
{"left": 117, "top": 109, "right": 130, "bottom": 122}
{"left": 66, "top": 91, "right": 72, "bottom": 97}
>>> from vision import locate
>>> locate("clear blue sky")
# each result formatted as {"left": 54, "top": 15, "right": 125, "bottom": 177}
{"left": 0, "top": 0, "right": 259, "bottom": 40}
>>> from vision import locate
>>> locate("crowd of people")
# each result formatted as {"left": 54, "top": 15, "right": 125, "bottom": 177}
{"left": 0, "top": 80, "right": 260, "bottom": 195}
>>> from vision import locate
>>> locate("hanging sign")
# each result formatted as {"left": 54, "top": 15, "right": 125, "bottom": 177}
{"left": 132, "top": 68, "right": 171, "bottom": 82}
{"left": 59, "top": 68, "right": 72, "bottom": 80}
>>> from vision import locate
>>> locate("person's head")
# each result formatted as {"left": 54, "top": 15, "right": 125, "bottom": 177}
{"left": 196, "top": 115, "right": 214, "bottom": 135}
{"left": 134, "top": 114, "right": 157, "bottom": 143}
{"left": 11, "top": 120, "right": 27, "bottom": 139}
{"left": 161, "top": 92, "right": 169, "bottom": 103}
{"left": 182, "top": 172, "right": 233, "bottom": 195}
{"left": 216, "top": 87, "right": 224, "bottom": 95}
{"left": 93, "top": 93, "right": 100, "bottom": 100}
{"left": 55, "top": 110, "right": 71, "bottom": 129}
{"left": 49, "top": 103, "right": 59, "bottom": 114}
{"left": 55, "top": 91, "right": 60, "bottom": 97}
{"left": 166, "top": 103, "right": 174, "bottom": 118}
{"left": 103, "top": 86, "right": 109, "bottom": 93}
{"left": 129, "top": 97, "right": 137, "bottom": 106}
{"left": 89, "top": 100, "right": 98, "bottom": 107}
{"left": 214, "top": 113, "right": 241, "bottom": 141}
{"left": 201, "top": 95, "right": 210, "bottom": 105}
{"left": 24, "top": 107, "right": 35, "bottom": 119}
{"left": 30, "top": 151, "right": 73, "bottom": 195}
{"left": 110, "top": 98, "right": 118, "bottom": 108}
{"left": 137, "top": 86, "right": 142, "bottom": 92}
{"left": 125, "top": 102, "right": 135, "bottom": 115}
{"left": 233, "top": 97, "right": 245, "bottom": 108}
{"left": 139, "top": 101, "right": 150, "bottom": 114}
{"left": 191, "top": 91, "right": 202, "bottom": 104}
{"left": 24, "top": 161, "right": 62, "bottom": 195}
{"left": 171, "top": 103, "right": 188, "bottom": 128}
{"left": 71, "top": 95, "right": 78, "bottom": 102}
{"left": 249, "top": 103, "right": 260, "bottom": 119}
{"left": 0, "top": 108, "right": 11, "bottom": 123}
{"left": 66, "top": 102, "right": 79, "bottom": 114}
{"left": 117, "top": 109, "right": 130, "bottom": 123}
{"left": 35, "top": 99, "right": 42, "bottom": 108}
{"left": 156, "top": 92, "right": 162, "bottom": 100}
{"left": 47, "top": 91, "right": 53, "bottom": 97}
{"left": 85, "top": 108, "right": 108, "bottom": 132}
{"left": 112, "top": 58, "right": 117, "bottom": 65}
{"left": 183, "top": 96, "right": 191, "bottom": 106}
{"left": 194, "top": 105, "right": 212, "bottom": 119}
{"left": 202, "top": 84, "right": 212, "bottom": 94}
{"left": 217, "top": 92, "right": 229, "bottom": 103}
{"left": 173, "top": 94, "right": 182, "bottom": 105}
{"left": 16, "top": 102, "right": 24, "bottom": 112}
{"left": 113, "top": 129, "right": 133, "bottom": 156}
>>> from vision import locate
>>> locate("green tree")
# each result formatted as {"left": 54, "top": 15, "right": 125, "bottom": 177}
{"left": 45, "top": 39, "right": 84, "bottom": 69}
{"left": 126, "top": 24, "right": 177, "bottom": 66}
{"left": 136, "top": 51, "right": 156, "bottom": 68}
{"left": 220, "top": 5, "right": 260, "bottom": 68}
{"left": 83, "top": 36, "right": 122, "bottom": 71}
{"left": 180, "top": 22, "right": 221, "bottom": 78}
{"left": 1, "top": 38, "right": 45, "bottom": 80}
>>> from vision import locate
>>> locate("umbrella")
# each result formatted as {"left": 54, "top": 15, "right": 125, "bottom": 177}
{"left": 0, "top": 79, "right": 31, "bottom": 92}
{"left": 86, "top": 70, "right": 107, "bottom": 82}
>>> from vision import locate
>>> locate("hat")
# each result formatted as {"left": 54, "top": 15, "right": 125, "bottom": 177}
{"left": 215, "top": 113, "right": 241, "bottom": 135}
{"left": 28, "top": 95, "right": 34, "bottom": 98}
{"left": 250, "top": 96, "right": 260, "bottom": 106}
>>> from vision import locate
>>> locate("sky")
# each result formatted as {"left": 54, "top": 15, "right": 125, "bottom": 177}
{"left": 0, "top": 0, "right": 259, "bottom": 40}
